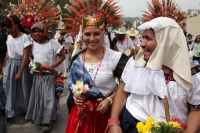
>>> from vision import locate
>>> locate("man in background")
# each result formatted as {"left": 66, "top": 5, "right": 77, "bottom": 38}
{"left": 127, "top": 28, "right": 140, "bottom": 56}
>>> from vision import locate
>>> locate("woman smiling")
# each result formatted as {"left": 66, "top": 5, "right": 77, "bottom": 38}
{"left": 64, "top": 0, "right": 128, "bottom": 133}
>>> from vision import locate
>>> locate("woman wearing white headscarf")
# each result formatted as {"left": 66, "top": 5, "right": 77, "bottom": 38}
{"left": 107, "top": 17, "right": 200, "bottom": 133}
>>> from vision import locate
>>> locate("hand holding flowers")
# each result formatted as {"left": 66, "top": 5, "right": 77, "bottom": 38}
{"left": 70, "top": 80, "right": 93, "bottom": 133}
{"left": 71, "top": 81, "right": 89, "bottom": 106}
{"left": 71, "top": 80, "right": 89, "bottom": 96}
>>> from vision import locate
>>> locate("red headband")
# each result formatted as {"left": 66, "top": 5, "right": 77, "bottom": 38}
{"left": 7, "top": 16, "right": 17, "bottom": 37}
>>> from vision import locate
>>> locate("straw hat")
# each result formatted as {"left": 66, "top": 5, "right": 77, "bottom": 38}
{"left": 57, "top": 21, "right": 65, "bottom": 30}
{"left": 115, "top": 27, "right": 127, "bottom": 34}
{"left": 127, "top": 28, "right": 139, "bottom": 36}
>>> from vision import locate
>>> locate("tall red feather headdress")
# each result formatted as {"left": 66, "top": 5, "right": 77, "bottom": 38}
{"left": 7, "top": 0, "right": 61, "bottom": 28}
{"left": 62, "top": 0, "right": 123, "bottom": 35}
{"left": 142, "top": 0, "right": 187, "bottom": 29}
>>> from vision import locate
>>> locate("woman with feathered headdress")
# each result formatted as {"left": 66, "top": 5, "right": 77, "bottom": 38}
{"left": 62, "top": 0, "right": 129, "bottom": 133}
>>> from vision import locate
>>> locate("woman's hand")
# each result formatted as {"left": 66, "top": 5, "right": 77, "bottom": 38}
{"left": 48, "top": 65, "right": 55, "bottom": 72}
{"left": 15, "top": 71, "right": 23, "bottom": 80}
{"left": 96, "top": 98, "right": 111, "bottom": 114}
{"left": 73, "top": 94, "right": 85, "bottom": 107}
{"left": 108, "top": 125, "right": 123, "bottom": 133}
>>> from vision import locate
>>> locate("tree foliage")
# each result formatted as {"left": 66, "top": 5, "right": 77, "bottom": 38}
{"left": 124, "top": 20, "right": 132, "bottom": 30}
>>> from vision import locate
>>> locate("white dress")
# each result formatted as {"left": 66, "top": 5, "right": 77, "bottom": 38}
{"left": 62, "top": 34, "right": 74, "bottom": 76}
{"left": 25, "top": 39, "right": 63, "bottom": 124}
{"left": 122, "top": 58, "right": 200, "bottom": 122}
{"left": 3, "top": 34, "right": 32, "bottom": 118}
{"left": 55, "top": 32, "right": 74, "bottom": 77}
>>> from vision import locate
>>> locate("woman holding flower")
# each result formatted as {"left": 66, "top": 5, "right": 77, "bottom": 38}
{"left": 64, "top": 0, "right": 128, "bottom": 133}
{"left": 25, "top": 22, "right": 65, "bottom": 132}
{"left": 1, "top": 15, "right": 32, "bottom": 118}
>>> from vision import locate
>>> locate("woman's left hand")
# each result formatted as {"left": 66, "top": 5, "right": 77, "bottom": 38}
{"left": 48, "top": 65, "right": 55, "bottom": 72}
{"left": 96, "top": 98, "right": 111, "bottom": 114}
{"left": 15, "top": 71, "right": 23, "bottom": 80}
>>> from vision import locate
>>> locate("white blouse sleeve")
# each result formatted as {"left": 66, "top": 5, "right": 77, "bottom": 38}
{"left": 23, "top": 35, "right": 32, "bottom": 48}
{"left": 51, "top": 39, "right": 64, "bottom": 54}
{"left": 121, "top": 58, "right": 134, "bottom": 83}
{"left": 187, "top": 72, "right": 200, "bottom": 105}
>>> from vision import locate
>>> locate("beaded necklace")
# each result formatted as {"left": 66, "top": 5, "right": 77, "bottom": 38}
{"left": 82, "top": 46, "right": 105, "bottom": 86}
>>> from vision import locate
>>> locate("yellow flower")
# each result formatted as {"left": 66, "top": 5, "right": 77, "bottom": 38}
{"left": 136, "top": 122, "right": 144, "bottom": 133}
{"left": 74, "top": 44, "right": 79, "bottom": 49}
{"left": 146, "top": 117, "right": 153, "bottom": 125}
{"left": 168, "top": 121, "right": 180, "bottom": 128}
{"left": 0, "top": 74, "right": 2, "bottom": 79}
{"left": 142, "top": 123, "right": 152, "bottom": 133}
{"left": 155, "top": 121, "right": 160, "bottom": 127}
{"left": 76, "top": 80, "right": 81, "bottom": 86}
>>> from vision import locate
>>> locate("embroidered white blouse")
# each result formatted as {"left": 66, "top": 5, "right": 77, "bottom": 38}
{"left": 122, "top": 58, "right": 200, "bottom": 122}
{"left": 32, "top": 39, "right": 63, "bottom": 66}
{"left": 79, "top": 47, "right": 122, "bottom": 96}
{"left": 6, "top": 34, "right": 32, "bottom": 59}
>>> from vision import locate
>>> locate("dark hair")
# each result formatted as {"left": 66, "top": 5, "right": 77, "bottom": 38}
{"left": 194, "top": 35, "right": 200, "bottom": 43}
{"left": 187, "top": 33, "right": 193, "bottom": 37}
{"left": 1, "top": 15, "right": 27, "bottom": 34}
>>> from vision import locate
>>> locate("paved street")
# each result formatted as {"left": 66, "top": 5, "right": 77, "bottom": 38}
{"left": 7, "top": 81, "right": 69, "bottom": 133}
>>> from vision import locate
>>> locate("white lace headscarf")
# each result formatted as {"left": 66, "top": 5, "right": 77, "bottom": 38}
{"left": 124, "top": 17, "right": 192, "bottom": 98}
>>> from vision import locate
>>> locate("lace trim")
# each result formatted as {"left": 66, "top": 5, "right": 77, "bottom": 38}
{"left": 124, "top": 67, "right": 167, "bottom": 98}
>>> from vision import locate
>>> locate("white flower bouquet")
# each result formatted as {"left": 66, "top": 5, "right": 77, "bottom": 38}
{"left": 70, "top": 80, "right": 89, "bottom": 96}
{"left": 29, "top": 60, "right": 42, "bottom": 74}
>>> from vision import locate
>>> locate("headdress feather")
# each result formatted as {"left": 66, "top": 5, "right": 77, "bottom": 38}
{"left": 142, "top": 0, "right": 187, "bottom": 29}
{"left": 62, "top": 0, "right": 122, "bottom": 35}
{"left": 7, "top": 0, "right": 60, "bottom": 27}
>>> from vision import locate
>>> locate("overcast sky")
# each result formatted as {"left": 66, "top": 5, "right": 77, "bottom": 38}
{"left": 115, "top": 0, "right": 200, "bottom": 17}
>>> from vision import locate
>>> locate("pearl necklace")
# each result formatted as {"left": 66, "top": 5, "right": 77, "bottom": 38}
{"left": 82, "top": 46, "right": 105, "bottom": 86}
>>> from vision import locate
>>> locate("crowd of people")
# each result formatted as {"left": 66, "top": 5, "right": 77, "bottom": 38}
{"left": 0, "top": 0, "right": 200, "bottom": 133}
